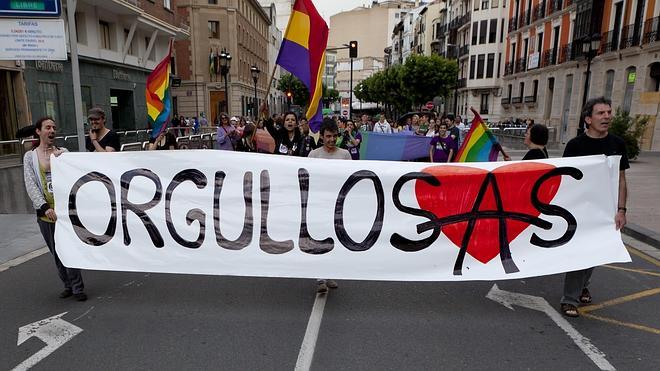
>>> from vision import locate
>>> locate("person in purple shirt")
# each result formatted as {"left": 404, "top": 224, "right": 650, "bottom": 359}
{"left": 428, "top": 122, "right": 455, "bottom": 163}
{"left": 216, "top": 113, "right": 238, "bottom": 150}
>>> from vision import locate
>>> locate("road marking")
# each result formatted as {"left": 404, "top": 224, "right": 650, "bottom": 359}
{"left": 295, "top": 292, "right": 328, "bottom": 371}
{"left": 603, "top": 265, "right": 660, "bottom": 277}
{"left": 72, "top": 306, "right": 96, "bottom": 322}
{"left": 12, "top": 312, "right": 83, "bottom": 371}
{"left": 582, "top": 313, "right": 660, "bottom": 335}
{"left": 487, "top": 284, "right": 615, "bottom": 371}
{"left": 626, "top": 246, "right": 660, "bottom": 267}
{"left": 580, "top": 288, "right": 660, "bottom": 313}
{"left": 0, "top": 247, "right": 49, "bottom": 273}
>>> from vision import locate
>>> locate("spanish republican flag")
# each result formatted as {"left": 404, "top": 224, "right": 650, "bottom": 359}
{"left": 275, "top": 0, "right": 328, "bottom": 132}
{"left": 146, "top": 40, "right": 173, "bottom": 139}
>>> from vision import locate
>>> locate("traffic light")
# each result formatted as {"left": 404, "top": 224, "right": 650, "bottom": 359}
{"left": 349, "top": 40, "right": 358, "bottom": 58}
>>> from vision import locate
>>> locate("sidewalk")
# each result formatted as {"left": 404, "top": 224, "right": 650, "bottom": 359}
{"left": 1, "top": 152, "right": 659, "bottom": 266}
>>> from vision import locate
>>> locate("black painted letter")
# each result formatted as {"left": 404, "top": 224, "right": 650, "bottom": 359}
{"left": 120, "top": 168, "right": 164, "bottom": 247}
{"left": 214, "top": 171, "right": 253, "bottom": 250}
{"left": 165, "top": 169, "right": 207, "bottom": 249}
{"left": 68, "top": 172, "right": 117, "bottom": 246}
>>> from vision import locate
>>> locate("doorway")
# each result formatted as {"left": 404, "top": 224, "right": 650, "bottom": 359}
{"left": 209, "top": 90, "right": 226, "bottom": 124}
{"left": 110, "top": 89, "right": 135, "bottom": 130}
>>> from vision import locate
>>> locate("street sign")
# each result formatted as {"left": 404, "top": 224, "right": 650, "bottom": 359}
{"left": 425, "top": 101, "right": 434, "bottom": 110}
{"left": 0, "top": 0, "right": 61, "bottom": 18}
{"left": 0, "top": 18, "right": 66, "bottom": 60}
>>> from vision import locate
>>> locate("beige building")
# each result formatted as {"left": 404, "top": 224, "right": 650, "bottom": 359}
{"left": 174, "top": 0, "right": 270, "bottom": 122}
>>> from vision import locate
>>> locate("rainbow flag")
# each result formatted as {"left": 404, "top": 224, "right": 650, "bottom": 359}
{"left": 146, "top": 40, "right": 173, "bottom": 139}
{"left": 454, "top": 108, "right": 500, "bottom": 162}
{"left": 275, "top": 0, "right": 328, "bottom": 132}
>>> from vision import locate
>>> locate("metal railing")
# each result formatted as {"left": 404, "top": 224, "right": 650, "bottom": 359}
{"left": 456, "top": 78, "right": 467, "bottom": 89}
{"left": 514, "top": 57, "right": 527, "bottom": 73}
{"left": 518, "top": 11, "right": 528, "bottom": 29}
{"left": 600, "top": 30, "right": 619, "bottom": 53}
{"left": 546, "top": 0, "right": 563, "bottom": 16}
{"left": 540, "top": 48, "right": 557, "bottom": 67}
{"left": 524, "top": 95, "right": 537, "bottom": 103}
{"left": 532, "top": 2, "right": 546, "bottom": 23}
{"left": 501, "top": 97, "right": 511, "bottom": 105}
{"left": 458, "top": 45, "right": 470, "bottom": 58}
{"left": 643, "top": 16, "right": 660, "bottom": 44}
{"left": 619, "top": 24, "right": 642, "bottom": 49}
{"left": 509, "top": 17, "right": 518, "bottom": 32}
{"left": 504, "top": 61, "right": 514, "bottom": 76}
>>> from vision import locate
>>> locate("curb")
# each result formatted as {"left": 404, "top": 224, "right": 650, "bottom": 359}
{"left": 622, "top": 223, "right": 660, "bottom": 250}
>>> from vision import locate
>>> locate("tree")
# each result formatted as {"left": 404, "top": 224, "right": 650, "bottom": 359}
{"left": 277, "top": 73, "right": 309, "bottom": 107}
{"left": 609, "top": 108, "right": 649, "bottom": 160}
{"left": 401, "top": 54, "right": 458, "bottom": 109}
{"left": 322, "top": 84, "right": 340, "bottom": 107}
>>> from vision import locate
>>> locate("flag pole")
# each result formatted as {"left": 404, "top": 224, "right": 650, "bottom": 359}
{"left": 261, "top": 64, "right": 277, "bottom": 118}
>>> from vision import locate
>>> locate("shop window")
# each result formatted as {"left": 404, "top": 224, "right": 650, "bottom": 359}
{"left": 38, "top": 82, "right": 61, "bottom": 124}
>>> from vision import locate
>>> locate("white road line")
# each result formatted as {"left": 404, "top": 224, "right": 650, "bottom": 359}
{"left": 0, "top": 247, "right": 49, "bottom": 273}
{"left": 295, "top": 292, "right": 328, "bottom": 371}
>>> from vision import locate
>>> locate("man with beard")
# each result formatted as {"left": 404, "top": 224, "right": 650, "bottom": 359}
{"left": 23, "top": 117, "right": 87, "bottom": 301}
{"left": 85, "top": 107, "right": 120, "bottom": 152}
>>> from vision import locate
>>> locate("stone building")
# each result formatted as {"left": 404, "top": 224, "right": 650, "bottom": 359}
{"left": 173, "top": 0, "right": 270, "bottom": 122}
{"left": 502, "top": 0, "right": 660, "bottom": 149}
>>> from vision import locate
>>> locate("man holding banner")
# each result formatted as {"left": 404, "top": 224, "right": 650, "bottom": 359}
{"left": 560, "top": 97, "right": 629, "bottom": 318}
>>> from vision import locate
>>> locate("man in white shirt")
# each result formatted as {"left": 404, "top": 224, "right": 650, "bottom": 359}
{"left": 308, "top": 118, "right": 352, "bottom": 160}
{"left": 372, "top": 113, "right": 392, "bottom": 134}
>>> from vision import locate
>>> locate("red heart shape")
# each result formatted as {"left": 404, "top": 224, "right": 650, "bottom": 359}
{"left": 415, "top": 163, "right": 561, "bottom": 264}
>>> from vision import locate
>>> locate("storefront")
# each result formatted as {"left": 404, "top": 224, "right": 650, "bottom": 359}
{"left": 23, "top": 57, "right": 150, "bottom": 135}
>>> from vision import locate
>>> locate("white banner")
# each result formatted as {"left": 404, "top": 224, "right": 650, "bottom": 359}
{"left": 53, "top": 152, "right": 630, "bottom": 281}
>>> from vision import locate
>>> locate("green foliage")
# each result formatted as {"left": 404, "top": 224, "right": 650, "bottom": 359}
{"left": 609, "top": 108, "right": 649, "bottom": 160}
{"left": 400, "top": 54, "right": 458, "bottom": 107}
{"left": 322, "top": 84, "right": 340, "bottom": 105}
{"left": 353, "top": 55, "right": 458, "bottom": 114}
{"left": 277, "top": 73, "right": 309, "bottom": 107}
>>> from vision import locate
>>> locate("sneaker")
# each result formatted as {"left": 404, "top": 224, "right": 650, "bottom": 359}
{"left": 59, "top": 289, "right": 73, "bottom": 299}
{"left": 326, "top": 280, "right": 338, "bottom": 289}
{"left": 317, "top": 281, "right": 328, "bottom": 294}
{"left": 74, "top": 292, "right": 88, "bottom": 302}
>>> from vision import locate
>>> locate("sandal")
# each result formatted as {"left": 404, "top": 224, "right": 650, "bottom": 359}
{"left": 579, "top": 288, "right": 592, "bottom": 304}
{"left": 561, "top": 303, "right": 579, "bottom": 317}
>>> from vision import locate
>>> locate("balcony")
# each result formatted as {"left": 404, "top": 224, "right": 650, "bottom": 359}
{"left": 532, "top": 2, "right": 546, "bottom": 23}
{"left": 514, "top": 57, "right": 527, "bottom": 73}
{"left": 509, "top": 17, "right": 518, "bottom": 32}
{"left": 619, "top": 24, "right": 641, "bottom": 49}
{"left": 501, "top": 97, "right": 511, "bottom": 106}
{"left": 642, "top": 16, "right": 660, "bottom": 44}
{"left": 518, "top": 11, "right": 528, "bottom": 29}
{"left": 540, "top": 48, "right": 557, "bottom": 67}
{"left": 449, "top": 13, "right": 471, "bottom": 31}
{"left": 524, "top": 95, "right": 537, "bottom": 104}
{"left": 458, "top": 45, "right": 470, "bottom": 58}
{"left": 456, "top": 78, "right": 467, "bottom": 89}
{"left": 511, "top": 96, "right": 522, "bottom": 104}
{"left": 546, "top": 0, "right": 563, "bottom": 16}
{"left": 504, "top": 61, "right": 514, "bottom": 76}
{"left": 557, "top": 43, "right": 576, "bottom": 64}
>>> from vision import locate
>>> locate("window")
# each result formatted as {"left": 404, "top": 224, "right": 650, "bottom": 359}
{"left": 479, "top": 20, "right": 487, "bottom": 44}
{"left": 99, "top": 20, "right": 111, "bottom": 50}
{"left": 507, "top": 84, "right": 512, "bottom": 98}
{"left": 622, "top": 67, "right": 635, "bottom": 113}
{"left": 486, "top": 53, "right": 495, "bottom": 78}
{"left": 477, "top": 54, "right": 485, "bottom": 78}
{"left": 519, "top": 82, "right": 525, "bottom": 99}
{"left": 537, "top": 32, "right": 544, "bottom": 53}
{"left": 170, "top": 56, "right": 176, "bottom": 76}
{"left": 500, "top": 18, "right": 505, "bottom": 42}
{"left": 208, "top": 21, "right": 219, "bottom": 38}
{"left": 75, "top": 12, "right": 86, "bottom": 45}
{"left": 489, "top": 19, "right": 497, "bottom": 43}
{"left": 208, "top": 0, "right": 217, "bottom": 3}
{"left": 533, "top": 80, "right": 539, "bottom": 99}
{"left": 603, "top": 70, "right": 615, "bottom": 99}
{"left": 164, "top": 0, "right": 171, "bottom": 10}
{"left": 38, "top": 82, "right": 60, "bottom": 124}
{"left": 491, "top": 0, "right": 499, "bottom": 8}
{"left": 81, "top": 86, "right": 92, "bottom": 115}
{"left": 480, "top": 93, "right": 489, "bottom": 114}
{"left": 471, "top": 22, "right": 478, "bottom": 45}
{"left": 470, "top": 55, "right": 476, "bottom": 79}
{"left": 474, "top": 0, "right": 479, "bottom": 10}
{"left": 482, "top": 0, "right": 489, "bottom": 10}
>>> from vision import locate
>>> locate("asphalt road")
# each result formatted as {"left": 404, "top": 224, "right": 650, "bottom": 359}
{"left": 1, "top": 239, "right": 658, "bottom": 370}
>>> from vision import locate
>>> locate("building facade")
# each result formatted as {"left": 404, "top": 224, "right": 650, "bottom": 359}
{"left": 502, "top": 0, "right": 660, "bottom": 149}
{"left": 21, "top": 0, "right": 188, "bottom": 137}
{"left": 174, "top": 0, "right": 270, "bottom": 122}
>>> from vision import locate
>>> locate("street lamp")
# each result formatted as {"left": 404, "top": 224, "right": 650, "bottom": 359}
{"left": 219, "top": 48, "right": 232, "bottom": 115}
{"left": 579, "top": 33, "right": 601, "bottom": 135}
{"left": 250, "top": 65, "right": 260, "bottom": 118}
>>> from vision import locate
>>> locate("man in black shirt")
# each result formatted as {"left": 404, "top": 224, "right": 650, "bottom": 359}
{"left": 86, "top": 107, "right": 120, "bottom": 152}
{"left": 560, "top": 97, "right": 629, "bottom": 318}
